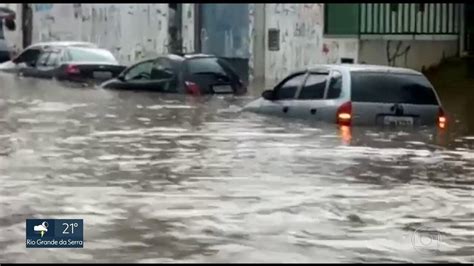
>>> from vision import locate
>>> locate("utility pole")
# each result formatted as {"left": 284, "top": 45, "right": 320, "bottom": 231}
{"left": 21, "top": 3, "right": 32, "bottom": 49}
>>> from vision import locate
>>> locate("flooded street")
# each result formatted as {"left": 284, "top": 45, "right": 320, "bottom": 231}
{"left": 0, "top": 73, "right": 472, "bottom": 263}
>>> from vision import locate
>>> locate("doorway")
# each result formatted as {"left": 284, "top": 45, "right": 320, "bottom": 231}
{"left": 196, "top": 4, "right": 250, "bottom": 83}
{"left": 168, "top": 3, "right": 182, "bottom": 54}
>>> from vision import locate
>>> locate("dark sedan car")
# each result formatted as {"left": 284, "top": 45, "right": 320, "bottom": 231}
{"left": 100, "top": 54, "right": 247, "bottom": 95}
{"left": 18, "top": 46, "right": 126, "bottom": 83}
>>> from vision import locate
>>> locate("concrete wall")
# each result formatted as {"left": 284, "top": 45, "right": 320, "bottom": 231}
{"left": 31, "top": 4, "right": 169, "bottom": 65}
{"left": 12, "top": 3, "right": 459, "bottom": 80}
{"left": 251, "top": 4, "right": 266, "bottom": 81}
{"left": 263, "top": 4, "right": 359, "bottom": 82}
{"left": 181, "top": 3, "right": 194, "bottom": 53}
{"left": 359, "top": 39, "right": 459, "bottom": 71}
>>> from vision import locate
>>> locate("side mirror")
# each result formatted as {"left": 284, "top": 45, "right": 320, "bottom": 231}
{"left": 262, "top": 90, "right": 275, "bottom": 101}
{"left": 117, "top": 74, "right": 125, "bottom": 81}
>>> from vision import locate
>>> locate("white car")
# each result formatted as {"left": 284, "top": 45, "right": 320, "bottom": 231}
{"left": 244, "top": 64, "right": 447, "bottom": 128}
{"left": 0, "top": 41, "right": 97, "bottom": 73}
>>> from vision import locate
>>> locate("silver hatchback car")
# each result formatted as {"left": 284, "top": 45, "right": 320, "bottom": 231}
{"left": 244, "top": 64, "right": 447, "bottom": 128}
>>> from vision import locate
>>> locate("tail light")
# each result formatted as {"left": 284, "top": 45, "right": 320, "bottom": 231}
{"left": 65, "top": 64, "right": 80, "bottom": 75}
{"left": 185, "top": 81, "right": 201, "bottom": 96}
{"left": 438, "top": 107, "right": 447, "bottom": 128}
{"left": 337, "top": 101, "right": 352, "bottom": 126}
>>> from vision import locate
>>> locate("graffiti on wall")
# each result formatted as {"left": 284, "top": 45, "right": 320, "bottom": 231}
{"left": 181, "top": 4, "right": 194, "bottom": 53}
{"left": 386, "top": 40, "right": 411, "bottom": 67}
{"left": 248, "top": 3, "right": 255, "bottom": 81}
{"left": 73, "top": 4, "right": 81, "bottom": 19}
{"left": 266, "top": 3, "right": 324, "bottom": 82}
{"left": 322, "top": 41, "right": 340, "bottom": 64}
{"left": 32, "top": 4, "right": 169, "bottom": 65}
{"left": 34, "top": 4, "right": 53, "bottom": 13}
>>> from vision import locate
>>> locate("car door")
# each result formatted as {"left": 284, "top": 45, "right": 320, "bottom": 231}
{"left": 292, "top": 70, "right": 345, "bottom": 123}
{"left": 36, "top": 50, "right": 61, "bottom": 79}
{"left": 150, "top": 58, "right": 178, "bottom": 93}
{"left": 20, "top": 51, "right": 50, "bottom": 78}
{"left": 259, "top": 71, "right": 308, "bottom": 117}
{"left": 8, "top": 47, "right": 42, "bottom": 73}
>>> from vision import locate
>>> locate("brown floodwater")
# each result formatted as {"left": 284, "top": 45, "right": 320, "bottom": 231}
{"left": 0, "top": 72, "right": 472, "bottom": 263}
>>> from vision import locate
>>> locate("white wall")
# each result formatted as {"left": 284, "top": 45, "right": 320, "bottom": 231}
{"left": 181, "top": 3, "right": 194, "bottom": 54}
{"left": 31, "top": 4, "right": 169, "bottom": 65}
{"left": 263, "top": 4, "right": 359, "bottom": 82}
{"left": 359, "top": 39, "right": 458, "bottom": 71}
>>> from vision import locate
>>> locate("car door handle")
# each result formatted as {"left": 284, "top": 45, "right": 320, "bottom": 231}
{"left": 310, "top": 108, "right": 317, "bottom": 115}
{"left": 282, "top": 106, "right": 289, "bottom": 113}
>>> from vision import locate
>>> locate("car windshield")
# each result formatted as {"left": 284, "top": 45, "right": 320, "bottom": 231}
{"left": 67, "top": 48, "right": 117, "bottom": 63}
{"left": 350, "top": 71, "right": 439, "bottom": 105}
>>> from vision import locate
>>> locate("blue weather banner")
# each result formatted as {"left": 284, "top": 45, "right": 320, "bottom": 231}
{"left": 26, "top": 219, "right": 84, "bottom": 248}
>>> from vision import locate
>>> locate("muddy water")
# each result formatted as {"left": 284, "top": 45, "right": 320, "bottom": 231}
{"left": 0, "top": 73, "right": 472, "bottom": 263}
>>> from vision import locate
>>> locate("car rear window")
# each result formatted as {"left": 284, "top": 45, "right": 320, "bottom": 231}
{"left": 350, "top": 71, "right": 439, "bottom": 105}
{"left": 67, "top": 48, "right": 117, "bottom": 64}
{"left": 186, "top": 57, "right": 237, "bottom": 78}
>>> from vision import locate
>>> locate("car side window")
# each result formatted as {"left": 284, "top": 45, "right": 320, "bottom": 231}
{"left": 274, "top": 73, "right": 306, "bottom": 100}
{"left": 15, "top": 48, "right": 42, "bottom": 64}
{"left": 124, "top": 61, "right": 153, "bottom": 81}
{"left": 327, "top": 71, "right": 343, "bottom": 99}
{"left": 36, "top": 52, "right": 50, "bottom": 66}
{"left": 298, "top": 72, "right": 329, "bottom": 100}
{"left": 150, "top": 59, "right": 174, "bottom": 80}
{"left": 45, "top": 52, "right": 60, "bottom": 67}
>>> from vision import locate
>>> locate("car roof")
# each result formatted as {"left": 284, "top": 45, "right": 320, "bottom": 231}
{"left": 65, "top": 46, "right": 117, "bottom": 61}
{"left": 41, "top": 45, "right": 114, "bottom": 55}
{"left": 160, "top": 53, "right": 216, "bottom": 62}
{"left": 306, "top": 64, "right": 422, "bottom": 75}
{"left": 27, "top": 41, "right": 97, "bottom": 49}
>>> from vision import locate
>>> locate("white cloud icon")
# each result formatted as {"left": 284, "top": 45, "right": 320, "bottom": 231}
{"left": 33, "top": 222, "right": 48, "bottom": 232}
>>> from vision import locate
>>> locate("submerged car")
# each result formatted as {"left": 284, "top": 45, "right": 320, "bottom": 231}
{"left": 100, "top": 53, "right": 247, "bottom": 95}
{"left": 17, "top": 46, "right": 125, "bottom": 82}
{"left": 0, "top": 41, "right": 98, "bottom": 73}
{"left": 244, "top": 64, "right": 447, "bottom": 128}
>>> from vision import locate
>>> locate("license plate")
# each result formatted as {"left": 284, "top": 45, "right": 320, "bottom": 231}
{"left": 213, "top": 85, "right": 233, "bottom": 93}
{"left": 383, "top": 116, "right": 414, "bottom": 126}
{"left": 92, "top": 71, "right": 112, "bottom": 79}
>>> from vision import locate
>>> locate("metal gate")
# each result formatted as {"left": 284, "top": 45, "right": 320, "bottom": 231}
{"left": 198, "top": 4, "right": 250, "bottom": 82}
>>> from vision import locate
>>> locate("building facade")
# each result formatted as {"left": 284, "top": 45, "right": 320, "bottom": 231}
{"left": 1, "top": 3, "right": 471, "bottom": 83}
{"left": 325, "top": 3, "right": 462, "bottom": 71}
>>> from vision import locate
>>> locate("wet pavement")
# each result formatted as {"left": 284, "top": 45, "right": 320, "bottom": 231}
{"left": 0, "top": 73, "right": 473, "bottom": 263}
